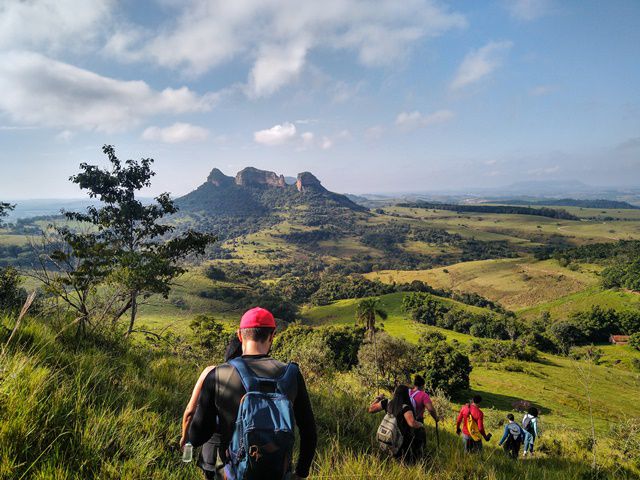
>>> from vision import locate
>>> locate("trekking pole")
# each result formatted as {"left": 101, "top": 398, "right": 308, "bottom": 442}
{"left": 372, "top": 326, "right": 380, "bottom": 395}
{"left": 435, "top": 421, "right": 440, "bottom": 450}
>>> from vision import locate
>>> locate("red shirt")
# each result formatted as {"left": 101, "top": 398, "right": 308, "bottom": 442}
{"left": 456, "top": 404, "right": 485, "bottom": 436}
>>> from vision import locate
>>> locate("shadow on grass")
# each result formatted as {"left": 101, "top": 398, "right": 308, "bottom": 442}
{"left": 455, "top": 390, "right": 551, "bottom": 415}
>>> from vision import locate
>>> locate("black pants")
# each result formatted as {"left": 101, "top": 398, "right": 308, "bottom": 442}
{"left": 503, "top": 439, "right": 522, "bottom": 459}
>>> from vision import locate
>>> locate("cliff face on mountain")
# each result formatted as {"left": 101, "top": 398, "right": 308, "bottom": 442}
{"left": 176, "top": 166, "right": 365, "bottom": 218}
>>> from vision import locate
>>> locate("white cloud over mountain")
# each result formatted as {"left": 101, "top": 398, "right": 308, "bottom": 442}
{"left": 395, "top": 109, "right": 455, "bottom": 129}
{"left": 142, "top": 123, "right": 210, "bottom": 143}
{"left": 450, "top": 41, "right": 513, "bottom": 90}
{"left": 254, "top": 123, "right": 298, "bottom": 146}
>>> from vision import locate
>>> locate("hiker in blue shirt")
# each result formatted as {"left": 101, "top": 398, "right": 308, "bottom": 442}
{"left": 498, "top": 414, "right": 524, "bottom": 459}
{"left": 522, "top": 407, "right": 540, "bottom": 456}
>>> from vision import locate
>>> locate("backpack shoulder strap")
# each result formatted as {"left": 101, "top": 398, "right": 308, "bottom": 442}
{"left": 276, "top": 362, "right": 298, "bottom": 396}
{"left": 228, "top": 357, "right": 260, "bottom": 392}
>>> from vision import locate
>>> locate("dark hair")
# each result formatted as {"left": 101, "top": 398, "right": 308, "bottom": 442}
{"left": 241, "top": 327, "right": 275, "bottom": 343}
{"left": 413, "top": 374, "right": 425, "bottom": 388}
{"left": 527, "top": 406, "right": 539, "bottom": 417}
{"left": 472, "top": 395, "right": 482, "bottom": 404}
{"left": 224, "top": 335, "right": 242, "bottom": 362}
{"left": 507, "top": 413, "right": 514, "bottom": 421}
{"left": 388, "top": 385, "right": 412, "bottom": 416}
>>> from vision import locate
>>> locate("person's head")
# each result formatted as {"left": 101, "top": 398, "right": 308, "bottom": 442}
{"left": 472, "top": 395, "right": 482, "bottom": 405}
{"left": 413, "top": 374, "right": 426, "bottom": 390}
{"left": 507, "top": 413, "right": 514, "bottom": 422}
{"left": 389, "top": 384, "right": 411, "bottom": 414}
{"left": 527, "top": 406, "right": 539, "bottom": 417}
{"left": 237, "top": 307, "right": 276, "bottom": 354}
{"left": 224, "top": 334, "right": 243, "bottom": 362}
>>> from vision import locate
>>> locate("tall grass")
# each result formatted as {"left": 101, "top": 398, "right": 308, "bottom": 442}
{"left": 0, "top": 316, "right": 638, "bottom": 479}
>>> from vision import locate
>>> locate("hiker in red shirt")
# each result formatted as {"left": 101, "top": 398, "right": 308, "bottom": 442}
{"left": 456, "top": 395, "right": 492, "bottom": 453}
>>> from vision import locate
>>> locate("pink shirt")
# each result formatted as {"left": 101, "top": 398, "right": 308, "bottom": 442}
{"left": 409, "top": 388, "right": 431, "bottom": 420}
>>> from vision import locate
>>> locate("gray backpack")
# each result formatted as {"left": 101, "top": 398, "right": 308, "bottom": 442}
{"left": 376, "top": 412, "right": 404, "bottom": 455}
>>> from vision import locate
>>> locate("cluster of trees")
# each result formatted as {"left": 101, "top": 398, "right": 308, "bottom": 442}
{"left": 270, "top": 324, "right": 472, "bottom": 396}
{"left": 399, "top": 201, "right": 580, "bottom": 220}
{"left": 401, "top": 293, "right": 521, "bottom": 341}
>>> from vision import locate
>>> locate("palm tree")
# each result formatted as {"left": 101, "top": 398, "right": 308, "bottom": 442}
{"left": 355, "top": 297, "right": 388, "bottom": 333}
{"left": 355, "top": 298, "right": 388, "bottom": 393}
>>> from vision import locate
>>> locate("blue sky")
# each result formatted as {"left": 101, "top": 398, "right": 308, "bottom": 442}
{"left": 0, "top": 0, "right": 638, "bottom": 198}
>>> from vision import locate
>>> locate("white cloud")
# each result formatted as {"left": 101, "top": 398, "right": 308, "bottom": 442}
{"left": 506, "top": 0, "right": 552, "bottom": 21}
{"left": 529, "top": 84, "right": 557, "bottom": 96}
{"left": 108, "top": 0, "right": 466, "bottom": 96}
{"left": 527, "top": 165, "right": 560, "bottom": 175}
{"left": 450, "top": 41, "right": 513, "bottom": 90}
{"left": 301, "top": 132, "right": 315, "bottom": 145}
{"left": 55, "top": 130, "right": 74, "bottom": 143}
{"left": 142, "top": 123, "right": 209, "bottom": 143}
{"left": 247, "top": 40, "right": 309, "bottom": 98}
{"left": 0, "top": 51, "right": 218, "bottom": 132}
{"left": 395, "top": 109, "right": 455, "bottom": 129}
{"left": 365, "top": 125, "right": 385, "bottom": 140}
{"left": 0, "top": 0, "right": 114, "bottom": 52}
{"left": 254, "top": 122, "right": 297, "bottom": 146}
{"left": 321, "top": 137, "right": 334, "bottom": 150}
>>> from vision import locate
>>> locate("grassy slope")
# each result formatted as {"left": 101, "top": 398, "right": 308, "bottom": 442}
{"left": 303, "top": 293, "right": 640, "bottom": 434}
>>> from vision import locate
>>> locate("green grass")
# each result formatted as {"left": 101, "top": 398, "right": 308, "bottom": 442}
{"left": 2, "top": 315, "right": 639, "bottom": 479}
{"left": 303, "top": 293, "right": 640, "bottom": 435}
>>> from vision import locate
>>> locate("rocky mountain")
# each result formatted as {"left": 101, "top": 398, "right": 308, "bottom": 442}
{"left": 176, "top": 167, "right": 365, "bottom": 218}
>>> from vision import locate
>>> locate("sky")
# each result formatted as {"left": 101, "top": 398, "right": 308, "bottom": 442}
{"left": 0, "top": 0, "right": 639, "bottom": 199}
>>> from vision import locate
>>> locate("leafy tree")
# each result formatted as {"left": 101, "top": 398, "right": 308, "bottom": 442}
{"left": 66, "top": 145, "right": 216, "bottom": 335}
{"left": 0, "top": 266, "right": 28, "bottom": 314}
{"left": 619, "top": 310, "right": 640, "bottom": 335}
{"left": 548, "top": 320, "right": 585, "bottom": 352}
{"left": 356, "top": 332, "right": 416, "bottom": 389}
{"left": 401, "top": 292, "right": 449, "bottom": 325}
{"left": 417, "top": 334, "right": 472, "bottom": 396}
{"left": 571, "top": 306, "right": 620, "bottom": 342}
{"left": 190, "top": 314, "right": 229, "bottom": 361}
{"left": 31, "top": 227, "right": 113, "bottom": 336}
{"left": 629, "top": 332, "right": 640, "bottom": 351}
{"left": 0, "top": 202, "right": 15, "bottom": 227}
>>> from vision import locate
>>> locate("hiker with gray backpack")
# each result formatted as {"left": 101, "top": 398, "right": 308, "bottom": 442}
{"left": 368, "top": 385, "right": 424, "bottom": 463}
{"left": 498, "top": 414, "right": 524, "bottom": 459}
{"left": 522, "top": 407, "right": 540, "bottom": 457}
{"left": 187, "top": 307, "right": 317, "bottom": 480}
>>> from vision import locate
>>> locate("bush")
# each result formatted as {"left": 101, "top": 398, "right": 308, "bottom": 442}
{"left": 189, "top": 314, "right": 229, "bottom": 361}
{"left": 0, "top": 266, "right": 28, "bottom": 314}
{"left": 204, "top": 264, "right": 226, "bottom": 281}
{"left": 417, "top": 334, "right": 472, "bottom": 396}
{"left": 629, "top": 332, "right": 640, "bottom": 351}
{"left": 355, "top": 332, "right": 417, "bottom": 390}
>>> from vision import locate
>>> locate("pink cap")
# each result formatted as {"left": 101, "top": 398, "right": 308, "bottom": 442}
{"left": 239, "top": 307, "right": 276, "bottom": 329}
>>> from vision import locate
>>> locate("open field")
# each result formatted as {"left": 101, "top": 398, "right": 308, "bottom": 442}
{"left": 365, "top": 258, "right": 601, "bottom": 312}
{"left": 384, "top": 206, "right": 640, "bottom": 245}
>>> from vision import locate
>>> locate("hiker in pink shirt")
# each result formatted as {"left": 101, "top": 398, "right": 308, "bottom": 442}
{"left": 409, "top": 375, "right": 439, "bottom": 456}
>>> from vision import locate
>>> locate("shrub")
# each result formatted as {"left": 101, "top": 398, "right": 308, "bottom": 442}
{"left": 0, "top": 266, "right": 28, "bottom": 314}
{"left": 355, "top": 332, "right": 416, "bottom": 390}
{"left": 189, "top": 314, "right": 229, "bottom": 361}
{"left": 204, "top": 264, "right": 227, "bottom": 281}
{"left": 417, "top": 335, "right": 472, "bottom": 396}
{"left": 629, "top": 332, "right": 640, "bottom": 351}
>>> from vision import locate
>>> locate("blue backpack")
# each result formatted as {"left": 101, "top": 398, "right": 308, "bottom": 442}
{"left": 225, "top": 357, "right": 298, "bottom": 480}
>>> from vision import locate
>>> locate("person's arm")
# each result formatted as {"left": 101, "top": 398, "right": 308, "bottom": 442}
{"left": 424, "top": 400, "right": 438, "bottom": 423}
{"left": 478, "top": 411, "right": 491, "bottom": 441}
{"left": 180, "top": 366, "right": 215, "bottom": 448}
{"left": 498, "top": 425, "right": 509, "bottom": 446}
{"left": 368, "top": 401, "right": 384, "bottom": 413}
{"left": 403, "top": 409, "right": 423, "bottom": 429}
{"left": 293, "top": 371, "right": 317, "bottom": 479}
{"left": 533, "top": 418, "right": 539, "bottom": 437}
{"left": 455, "top": 408, "right": 464, "bottom": 434}
{"left": 187, "top": 369, "right": 219, "bottom": 448}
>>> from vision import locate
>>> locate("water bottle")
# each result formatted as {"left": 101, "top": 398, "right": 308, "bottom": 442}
{"left": 182, "top": 442, "right": 193, "bottom": 463}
